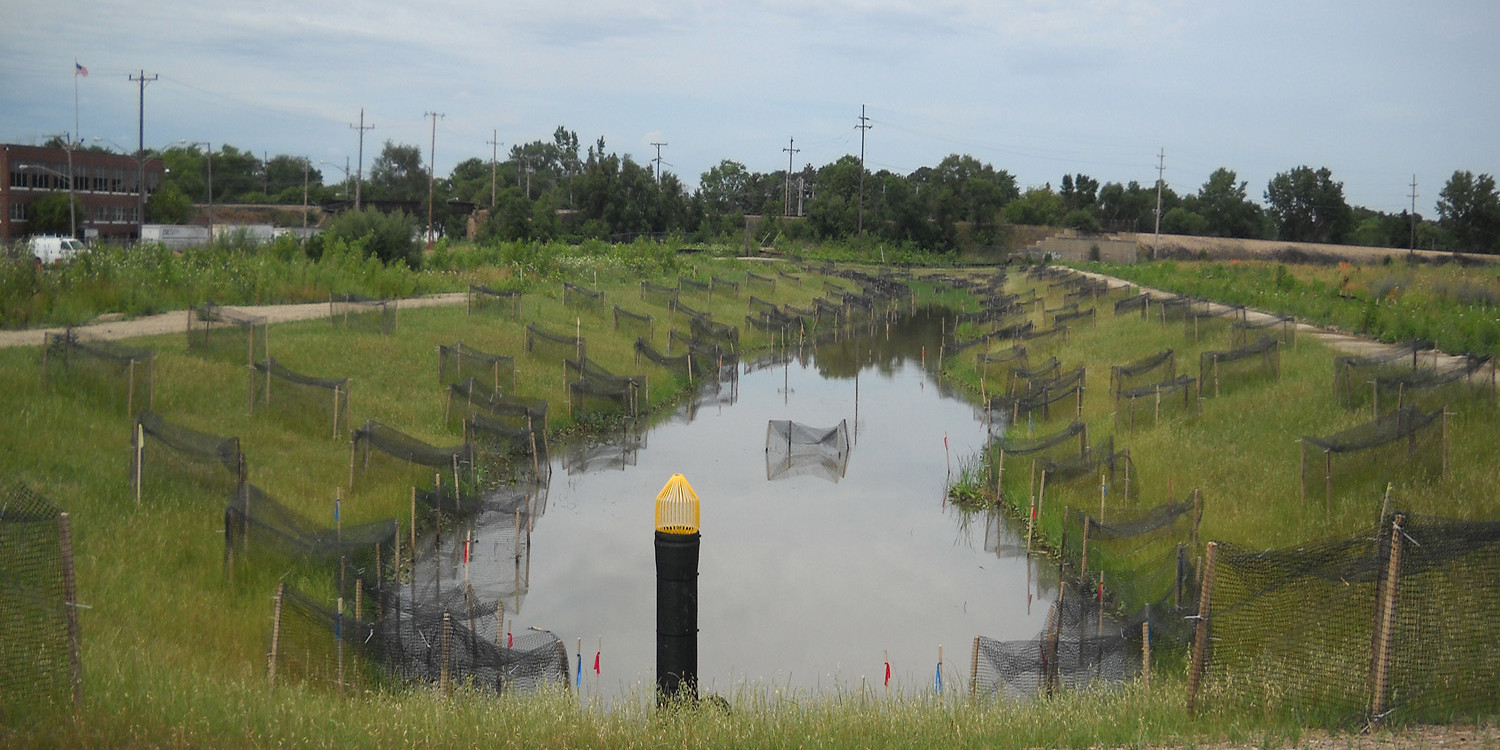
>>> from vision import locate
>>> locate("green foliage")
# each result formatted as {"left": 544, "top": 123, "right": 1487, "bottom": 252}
{"left": 1436, "top": 170, "right": 1500, "bottom": 252}
{"left": 323, "top": 208, "right": 421, "bottom": 268}
{"left": 369, "top": 140, "right": 427, "bottom": 201}
{"left": 146, "top": 182, "right": 195, "bottom": 224}
{"left": 25, "top": 192, "right": 76, "bottom": 235}
{"left": 1265, "top": 166, "right": 1353, "bottom": 243}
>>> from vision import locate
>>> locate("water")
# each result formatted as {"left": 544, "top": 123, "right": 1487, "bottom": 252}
{"left": 420, "top": 314, "right": 1060, "bottom": 702}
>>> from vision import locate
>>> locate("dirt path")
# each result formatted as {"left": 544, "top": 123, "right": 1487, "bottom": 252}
{"left": 0, "top": 292, "right": 469, "bottom": 348}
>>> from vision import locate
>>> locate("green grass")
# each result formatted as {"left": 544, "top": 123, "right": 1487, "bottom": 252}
{"left": 4, "top": 250, "right": 1497, "bottom": 747}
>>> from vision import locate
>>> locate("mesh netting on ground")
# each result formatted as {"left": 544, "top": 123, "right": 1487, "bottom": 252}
{"left": 467, "top": 284, "right": 521, "bottom": 316}
{"left": 270, "top": 584, "right": 568, "bottom": 695}
{"left": 1300, "top": 406, "right": 1445, "bottom": 507}
{"left": 1332, "top": 340, "right": 1435, "bottom": 408}
{"left": 131, "top": 411, "right": 245, "bottom": 502}
{"left": 990, "top": 367, "right": 1086, "bottom": 422}
{"left": 562, "top": 282, "right": 605, "bottom": 309}
{"left": 351, "top": 420, "right": 474, "bottom": 489}
{"left": 640, "top": 281, "right": 678, "bottom": 307}
{"left": 678, "top": 277, "right": 711, "bottom": 294}
{"left": 1112, "top": 350, "right": 1175, "bottom": 395}
{"left": 437, "top": 342, "right": 515, "bottom": 394}
{"left": 226, "top": 484, "right": 398, "bottom": 578}
{"left": 41, "top": 329, "right": 154, "bottom": 416}
{"left": 1198, "top": 513, "right": 1500, "bottom": 726}
{"left": 1199, "top": 336, "right": 1279, "bottom": 397}
{"left": 745, "top": 271, "right": 776, "bottom": 291}
{"left": 1231, "top": 314, "right": 1296, "bottom": 346}
{"left": 1115, "top": 375, "right": 1199, "bottom": 430}
{"left": 1365, "top": 355, "right": 1495, "bottom": 414}
{"left": 711, "top": 276, "right": 740, "bottom": 296}
{"left": 566, "top": 358, "right": 647, "bottom": 418}
{"left": 0, "top": 483, "right": 76, "bottom": 722}
{"left": 525, "top": 323, "right": 585, "bottom": 362}
{"left": 187, "top": 302, "right": 268, "bottom": 365}
{"left": 613, "top": 305, "right": 655, "bottom": 341}
{"left": 764, "top": 420, "right": 851, "bottom": 482}
{"left": 1114, "top": 293, "right": 1149, "bottom": 316}
{"left": 249, "top": 358, "right": 350, "bottom": 439}
{"left": 330, "top": 294, "right": 396, "bottom": 335}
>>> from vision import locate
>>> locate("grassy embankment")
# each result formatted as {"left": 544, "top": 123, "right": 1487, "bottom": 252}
{"left": 2, "top": 246, "right": 1493, "bottom": 747}
{"left": 1078, "top": 257, "right": 1500, "bottom": 359}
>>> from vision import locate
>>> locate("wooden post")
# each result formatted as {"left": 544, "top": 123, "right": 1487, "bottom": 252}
{"left": 1324, "top": 449, "right": 1333, "bottom": 514}
{"left": 1141, "top": 619, "right": 1151, "bottom": 686}
{"left": 440, "top": 611, "right": 452, "bottom": 696}
{"left": 336, "top": 596, "right": 346, "bottom": 690}
{"left": 268, "top": 583, "right": 284, "bottom": 688}
{"left": 1299, "top": 439, "right": 1307, "bottom": 503}
{"left": 969, "top": 637, "right": 981, "bottom": 699}
{"left": 131, "top": 419, "right": 143, "bottom": 504}
{"left": 1081, "top": 516, "right": 1091, "bottom": 582}
{"left": 1368, "top": 514, "right": 1405, "bottom": 724}
{"left": 1441, "top": 408, "right": 1449, "bottom": 477}
{"left": 1186, "top": 541, "right": 1217, "bottom": 716}
{"left": 59, "top": 513, "right": 82, "bottom": 711}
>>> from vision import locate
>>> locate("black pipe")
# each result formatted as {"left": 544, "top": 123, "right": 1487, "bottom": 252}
{"left": 656, "top": 530, "right": 699, "bottom": 704}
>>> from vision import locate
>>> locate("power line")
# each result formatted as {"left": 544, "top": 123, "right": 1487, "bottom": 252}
{"left": 856, "top": 105, "right": 872, "bottom": 235}
{"left": 349, "top": 109, "right": 374, "bottom": 211}
{"left": 782, "top": 137, "right": 800, "bottom": 217}
{"left": 129, "top": 70, "right": 158, "bottom": 240}
{"left": 424, "top": 111, "right": 445, "bottom": 250}
{"left": 651, "top": 142, "right": 668, "bottom": 187}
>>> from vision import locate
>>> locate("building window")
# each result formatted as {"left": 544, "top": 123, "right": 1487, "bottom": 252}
{"left": 8, "top": 169, "right": 25, "bottom": 188}
{"left": 9, "top": 202, "right": 26, "bottom": 221}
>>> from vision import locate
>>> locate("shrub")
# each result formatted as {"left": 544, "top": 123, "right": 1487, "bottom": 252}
{"left": 322, "top": 208, "right": 420, "bottom": 268}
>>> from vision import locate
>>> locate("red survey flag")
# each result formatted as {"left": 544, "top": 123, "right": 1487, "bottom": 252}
{"left": 593, "top": 651, "right": 601, "bottom": 674}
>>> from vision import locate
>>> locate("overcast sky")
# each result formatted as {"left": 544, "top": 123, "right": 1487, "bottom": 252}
{"left": 2, "top": 1, "right": 1495, "bottom": 215}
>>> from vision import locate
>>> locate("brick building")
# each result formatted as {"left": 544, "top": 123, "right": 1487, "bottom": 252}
{"left": 1, "top": 143, "right": 165, "bottom": 243}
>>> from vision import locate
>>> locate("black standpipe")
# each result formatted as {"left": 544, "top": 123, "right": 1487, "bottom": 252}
{"left": 655, "top": 529, "right": 699, "bottom": 704}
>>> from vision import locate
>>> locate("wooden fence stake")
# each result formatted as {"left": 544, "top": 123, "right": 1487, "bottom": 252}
{"left": 268, "top": 583, "right": 284, "bottom": 688}
{"left": 1368, "top": 514, "right": 1405, "bottom": 725}
{"left": 1186, "top": 541, "right": 1217, "bottom": 716}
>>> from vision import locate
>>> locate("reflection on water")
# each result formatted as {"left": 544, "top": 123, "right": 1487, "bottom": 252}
{"left": 416, "top": 312, "right": 1061, "bottom": 702}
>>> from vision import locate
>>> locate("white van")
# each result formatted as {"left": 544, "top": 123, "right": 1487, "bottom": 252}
{"left": 29, "top": 235, "right": 86, "bottom": 265}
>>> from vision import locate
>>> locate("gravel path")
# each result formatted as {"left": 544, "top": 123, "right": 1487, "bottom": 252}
{"left": 0, "top": 292, "right": 469, "bottom": 348}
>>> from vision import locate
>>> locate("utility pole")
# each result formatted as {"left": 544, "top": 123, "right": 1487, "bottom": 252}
{"left": 129, "top": 70, "right": 157, "bottom": 241}
{"left": 1408, "top": 174, "right": 1419, "bottom": 258}
{"left": 487, "top": 130, "right": 502, "bottom": 209}
{"left": 349, "top": 108, "right": 373, "bottom": 211}
{"left": 262, "top": 151, "right": 269, "bottom": 196}
{"left": 651, "top": 142, "right": 668, "bottom": 187}
{"left": 782, "top": 137, "right": 799, "bottom": 217}
{"left": 424, "top": 111, "right": 445, "bottom": 250}
{"left": 857, "top": 105, "right": 872, "bottom": 236}
{"left": 302, "top": 157, "right": 310, "bottom": 229}
{"left": 1153, "top": 148, "right": 1165, "bottom": 259}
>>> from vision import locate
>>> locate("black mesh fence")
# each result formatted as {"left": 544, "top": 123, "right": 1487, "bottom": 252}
{"left": 0, "top": 483, "right": 78, "bottom": 723}
{"left": 1111, "top": 350, "right": 1175, "bottom": 396}
{"left": 1199, "top": 336, "right": 1279, "bottom": 398}
{"left": 41, "top": 329, "right": 154, "bottom": 416}
{"left": 562, "top": 282, "right": 605, "bottom": 311}
{"left": 226, "top": 484, "right": 398, "bottom": 582}
{"left": 1368, "top": 355, "right": 1495, "bottom": 416}
{"left": 710, "top": 276, "right": 740, "bottom": 297}
{"left": 765, "top": 420, "right": 851, "bottom": 482}
{"left": 1114, "top": 293, "right": 1149, "bottom": 317}
{"left": 351, "top": 420, "right": 475, "bottom": 490}
{"left": 640, "top": 281, "right": 678, "bottom": 307}
{"left": 269, "top": 584, "right": 569, "bottom": 695}
{"left": 130, "top": 411, "right": 245, "bottom": 504}
{"left": 1299, "top": 406, "right": 1446, "bottom": 509}
{"left": 1333, "top": 340, "right": 1434, "bottom": 409}
{"left": 1231, "top": 314, "right": 1296, "bottom": 347}
{"left": 249, "top": 358, "right": 350, "bottom": 439}
{"left": 187, "top": 302, "right": 268, "bottom": 365}
{"left": 467, "top": 285, "right": 521, "bottom": 317}
{"left": 437, "top": 342, "right": 515, "bottom": 394}
{"left": 613, "top": 305, "right": 655, "bottom": 341}
{"left": 1196, "top": 513, "right": 1500, "bottom": 727}
{"left": 1115, "top": 375, "right": 1199, "bottom": 430}
{"left": 330, "top": 294, "right": 396, "bottom": 335}
{"left": 976, "top": 346, "right": 1028, "bottom": 382}
{"left": 745, "top": 271, "right": 776, "bottom": 291}
{"left": 525, "top": 323, "right": 585, "bottom": 362}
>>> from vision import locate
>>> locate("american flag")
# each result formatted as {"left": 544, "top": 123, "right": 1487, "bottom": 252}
{"left": 75, "top": 61, "right": 88, "bottom": 77}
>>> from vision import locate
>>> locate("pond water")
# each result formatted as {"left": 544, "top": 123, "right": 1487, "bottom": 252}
{"left": 418, "top": 311, "right": 1061, "bottom": 702}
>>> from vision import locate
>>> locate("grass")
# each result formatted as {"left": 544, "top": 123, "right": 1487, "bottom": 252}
{"left": 4, "top": 248, "right": 1498, "bottom": 746}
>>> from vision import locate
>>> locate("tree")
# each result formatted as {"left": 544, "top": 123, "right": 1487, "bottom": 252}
{"left": 1002, "top": 185, "right": 1065, "bottom": 226}
{"left": 1097, "top": 181, "right": 1171, "bottom": 232}
{"left": 263, "top": 155, "right": 320, "bottom": 202}
{"left": 323, "top": 208, "right": 420, "bottom": 267}
{"left": 210, "top": 145, "right": 262, "bottom": 203}
{"left": 26, "top": 193, "right": 77, "bottom": 235}
{"left": 145, "top": 182, "right": 194, "bottom": 224}
{"left": 369, "top": 141, "right": 427, "bottom": 201}
{"left": 1264, "top": 166, "right": 1352, "bottom": 243}
{"left": 1436, "top": 170, "right": 1500, "bottom": 252}
{"left": 1195, "top": 168, "right": 1262, "bottom": 238}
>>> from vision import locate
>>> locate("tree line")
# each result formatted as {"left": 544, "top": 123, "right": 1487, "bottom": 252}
{"left": 115, "top": 129, "right": 1500, "bottom": 254}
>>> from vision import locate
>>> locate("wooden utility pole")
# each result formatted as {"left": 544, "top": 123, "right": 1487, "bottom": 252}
{"left": 856, "top": 105, "right": 872, "bottom": 235}
{"left": 487, "top": 130, "right": 502, "bottom": 210}
{"left": 425, "top": 111, "right": 445, "bottom": 250}
{"left": 783, "top": 137, "right": 799, "bottom": 217}
{"left": 1153, "top": 149, "right": 1165, "bottom": 259}
{"left": 349, "top": 109, "right": 373, "bottom": 211}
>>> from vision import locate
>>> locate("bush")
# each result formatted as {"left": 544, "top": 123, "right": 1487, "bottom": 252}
{"left": 322, "top": 208, "right": 420, "bottom": 268}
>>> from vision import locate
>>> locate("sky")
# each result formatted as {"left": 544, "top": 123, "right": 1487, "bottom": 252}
{"left": 2, "top": 0, "right": 1495, "bottom": 216}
